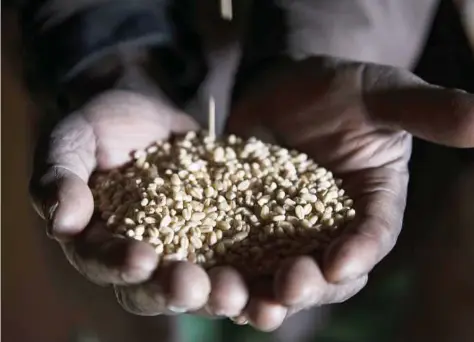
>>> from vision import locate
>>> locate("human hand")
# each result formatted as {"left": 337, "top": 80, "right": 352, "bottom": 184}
{"left": 29, "top": 90, "right": 250, "bottom": 316}
{"left": 228, "top": 56, "right": 474, "bottom": 330}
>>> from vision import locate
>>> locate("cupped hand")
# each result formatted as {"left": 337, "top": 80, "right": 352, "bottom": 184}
{"left": 228, "top": 56, "right": 474, "bottom": 330}
{"left": 29, "top": 90, "right": 249, "bottom": 317}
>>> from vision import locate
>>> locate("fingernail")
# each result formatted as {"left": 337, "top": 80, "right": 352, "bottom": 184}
{"left": 214, "top": 310, "right": 227, "bottom": 317}
{"left": 230, "top": 315, "right": 248, "bottom": 325}
{"left": 167, "top": 306, "right": 188, "bottom": 313}
{"left": 205, "top": 304, "right": 227, "bottom": 317}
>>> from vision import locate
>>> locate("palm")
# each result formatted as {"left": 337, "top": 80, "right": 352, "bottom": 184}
{"left": 79, "top": 92, "right": 197, "bottom": 171}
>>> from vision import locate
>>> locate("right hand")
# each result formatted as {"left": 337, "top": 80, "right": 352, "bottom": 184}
{"left": 29, "top": 90, "right": 249, "bottom": 316}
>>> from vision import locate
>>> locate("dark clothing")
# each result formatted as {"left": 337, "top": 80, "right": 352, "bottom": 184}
{"left": 19, "top": 0, "right": 439, "bottom": 116}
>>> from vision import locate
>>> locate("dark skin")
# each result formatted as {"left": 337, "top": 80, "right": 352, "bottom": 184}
{"left": 30, "top": 56, "right": 474, "bottom": 331}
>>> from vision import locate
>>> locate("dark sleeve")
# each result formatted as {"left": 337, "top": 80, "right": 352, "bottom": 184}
{"left": 19, "top": 0, "right": 209, "bottom": 116}
{"left": 20, "top": 0, "right": 173, "bottom": 84}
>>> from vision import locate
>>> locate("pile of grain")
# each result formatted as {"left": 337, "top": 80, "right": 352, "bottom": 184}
{"left": 91, "top": 131, "right": 355, "bottom": 275}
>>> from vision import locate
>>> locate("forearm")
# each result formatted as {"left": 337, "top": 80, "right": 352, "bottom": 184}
{"left": 281, "top": 0, "right": 440, "bottom": 69}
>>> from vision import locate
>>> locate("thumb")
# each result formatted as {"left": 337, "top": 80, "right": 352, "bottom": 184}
{"left": 362, "top": 65, "right": 474, "bottom": 148}
{"left": 30, "top": 113, "right": 96, "bottom": 240}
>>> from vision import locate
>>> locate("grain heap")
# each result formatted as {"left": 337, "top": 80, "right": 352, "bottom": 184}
{"left": 91, "top": 131, "right": 355, "bottom": 275}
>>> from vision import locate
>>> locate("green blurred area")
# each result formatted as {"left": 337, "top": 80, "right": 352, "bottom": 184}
{"left": 176, "top": 266, "right": 413, "bottom": 342}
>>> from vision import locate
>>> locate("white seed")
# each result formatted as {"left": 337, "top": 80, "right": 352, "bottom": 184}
{"left": 301, "top": 193, "right": 317, "bottom": 203}
{"left": 160, "top": 215, "right": 172, "bottom": 227}
{"left": 233, "top": 232, "right": 248, "bottom": 242}
{"left": 180, "top": 236, "right": 190, "bottom": 249}
{"left": 257, "top": 196, "right": 271, "bottom": 206}
{"left": 323, "top": 218, "right": 335, "bottom": 226}
{"left": 182, "top": 208, "right": 192, "bottom": 221}
{"left": 295, "top": 205, "right": 305, "bottom": 220}
{"left": 208, "top": 232, "right": 218, "bottom": 245}
{"left": 202, "top": 218, "right": 216, "bottom": 227}
{"left": 170, "top": 174, "right": 181, "bottom": 185}
{"left": 344, "top": 199, "right": 354, "bottom": 207}
{"left": 124, "top": 218, "right": 135, "bottom": 225}
{"left": 217, "top": 221, "right": 230, "bottom": 231}
{"left": 300, "top": 220, "right": 312, "bottom": 229}
{"left": 218, "top": 201, "right": 229, "bottom": 211}
{"left": 204, "top": 186, "right": 215, "bottom": 198}
{"left": 189, "top": 188, "right": 203, "bottom": 200}
{"left": 164, "top": 253, "right": 186, "bottom": 261}
{"left": 213, "top": 147, "right": 225, "bottom": 161}
{"left": 163, "top": 233, "right": 174, "bottom": 245}
{"left": 346, "top": 209, "right": 356, "bottom": 219}
{"left": 274, "top": 206, "right": 285, "bottom": 215}
{"left": 155, "top": 244, "right": 164, "bottom": 254}
{"left": 148, "top": 227, "right": 159, "bottom": 239}
{"left": 134, "top": 225, "right": 145, "bottom": 236}
{"left": 144, "top": 217, "right": 156, "bottom": 224}
{"left": 308, "top": 215, "right": 319, "bottom": 225}
{"left": 259, "top": 205, "right": 269, "bottom": 219}
{"left": 237, "top": 180, "right": 250, "bottom": 191}
{"left": 191, "top": 212, "right": 206, "bottom": 221}
{"left": 272, "top": 215, "right": 286, "bottom": 222}
{"left": 314, "top": 201, "right": 325, "bottom": 213}
{"left": 190, "top": 236, "right": 203, "bottom": 249}
{"left": 92, "top": 131, "right": 355, "bottom": 271}
{"left": 216, "top": 242, "right": 226, "bottom": 254}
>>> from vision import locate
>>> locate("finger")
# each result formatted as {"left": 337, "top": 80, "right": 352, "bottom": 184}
{"left": 275, "top": 256, "right": 367, "bottom": 317}
{"left": 244, "top": 279, "right": 288, "bottom": 332}
{"left": 115, "top": 261, "right": 211, "bottom": 315}
{"left": 324, "top": 168, "right": 408, "bottom": 283}
{"left": 363, "top": 65, "right": 474, "bottom": 148}
{"left": 62, "top": 220, "right": 158, "bottom": 285}
{"left": 31, "top": 166, "right": 95, "bottom": 240}
{"left": 30, "top": 113, "right": 97, "bottom": 240}
{"left": 169, "top": 111, "right": 200, "bottom": 133}
{"left": 319, "top": 275, "right": 368, "bottom": 305}
{"left": 206, "top": 266, "right": 249, "bottom": 317}
{"left": 275, "top": 256, "right": 326, "bottom": 307}
{"left": 286, "top": 276, "right": 368, "bottom": 318}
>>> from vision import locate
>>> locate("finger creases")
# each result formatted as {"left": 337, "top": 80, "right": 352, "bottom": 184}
{"left": 244, "top": 279, "right": 288, "bottom": 332}
{"left": 30, "top": 112, "right": 97, "bottom": 239}
{"left": 115, "top": 261, "right": 211, "bottom": 315}
{"left": 275, "top": 256, "right": 368, "bottom": 319}
{"left": 206, "top": 266, "right": 249, "bottom": 317}
{"left": 63, "top": 221, "right": 159, "bottom": 286}
{"left": 324, "top": 168, "right": 408, "bottom": 283}
{"left": 30, "top": 166, "right": 95, "bottom": 240}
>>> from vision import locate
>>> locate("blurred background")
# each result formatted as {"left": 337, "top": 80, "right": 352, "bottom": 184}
{"left": 2, "top": 1, "right": 474, "bottom": 341}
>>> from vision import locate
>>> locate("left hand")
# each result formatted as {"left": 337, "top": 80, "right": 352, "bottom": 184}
{"left": 225, "top": 56, "right": 474, "bottom": 330}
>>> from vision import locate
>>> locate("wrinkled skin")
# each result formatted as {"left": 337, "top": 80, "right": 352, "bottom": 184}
{"left": 30, "top": 57, "right": 474, "bottom": 331}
